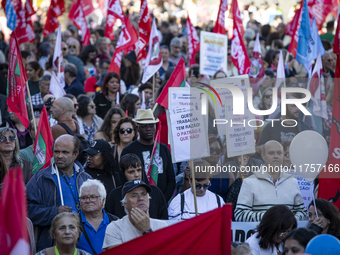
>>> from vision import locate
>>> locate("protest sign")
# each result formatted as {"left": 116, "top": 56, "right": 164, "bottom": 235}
{"left": 199, "top": 31, "right": 228, "bottom": 76}
{"left": 167, "top": 87, "right": 209, "bottom": 163}
{"left": 210, "top": 75, "right": 256, "bottom": 157}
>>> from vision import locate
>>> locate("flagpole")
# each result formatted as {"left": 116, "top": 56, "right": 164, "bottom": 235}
{"left": 26, "top": 82, "right": 37, "bottom": 133}
{"left": 58, "top": 55, "right": 61, "bottom": 80}
{"left": 54, "top": 164, "right": 64, "bottom": 205}
{"left": 152, "top": 103, "right": 159, "bottom": 113}
{"left": 189, "top": 160, "right": 198, "bottom": 216}
{"left": 153, "top": 74, "right": 155, "bottom": 102}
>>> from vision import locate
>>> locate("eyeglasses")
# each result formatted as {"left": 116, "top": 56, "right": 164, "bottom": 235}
{"left": 138, "top": 124, "right": 155, "bottom": 129}
{"left": 89, "top": 104, "right": 95, "bottom": 109}
{"left": 284, "top": 151, "right": 289, "bottom": 156}
{"left": 119, "top": 128, "right": 133, "bottom": 134}
{"left": 69, "top": 45, "right": 77, "bottom": 49}
{"left": 79, "top": 195, "right": 100, "bottom": 202}
{"left": 195, "top": 183, "right": 211, "bottom": 190}
{"left": 326, "top": 59, "right": 334, "bottom": 62}
{"left": 279, "top": 231, "right": 290, "bottom": 238}
{"left": 210, "top": 148, "right": 223, "bottom": 154}
{"left": 74, "top": 104, "right": 79, "bottom": 108}
{"left": 0, "top": 136, "right": 16, "bottom": 143}
{"left": 62, "top": 48, "right": 67, "bottom": 51}
{"left": 264, "top": 94, "right": 272, "bottom": 99}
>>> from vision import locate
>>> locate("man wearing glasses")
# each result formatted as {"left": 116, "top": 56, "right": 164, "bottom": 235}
{"left": 168, "top": 162, "right": 224, "bottom": 220}
{"left": 62, "top": 41, "right": 86, "bottom": 84}
{"left": 121, "top": 109, "right": 175, "bottom": 203}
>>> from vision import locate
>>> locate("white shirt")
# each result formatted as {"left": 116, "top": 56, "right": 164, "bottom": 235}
{"left": 246, "top": 234, "right": 284, "bottom": 255}
{"left": 102, "top": 215, "right": 167, "bottom": 249}
{"left": 168, "top": 189, "right": 225, "bottom": 220}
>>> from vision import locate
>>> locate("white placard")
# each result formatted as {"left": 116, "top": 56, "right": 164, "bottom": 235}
{"left": 210, "top": 75, "right": 256, "bottom": 158}
{"left": 199, "top": 31, "right": 228, "bottom": 76}
{"left": 167, "top": 87, "right": 209, "bottom": 163}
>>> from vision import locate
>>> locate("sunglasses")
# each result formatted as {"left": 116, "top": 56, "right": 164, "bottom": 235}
{"left": 119, "top": 128, "right": 133, "bottom": 134}
{"left": 195, "top": 183, "right": 211, "bottom": 190}
{"left": 69, "top": 45, "right": 77, "bottom": 49}
{"left": 62, "top": 48, "right": 67, "bottom": 51}
{"left": 0, "top": 136, "right": 16, "bottom": 143}
{"left": 138, "top": 124, "right": 155, "bottom": 129}
{"left": 210, "top": 148, "right": 223, "bottom": 154}
{"left": 264, "top": 94, "right": 272, "bottom": 99}
{"left": 89, "top": 104, "right": 95, "bottom": 109}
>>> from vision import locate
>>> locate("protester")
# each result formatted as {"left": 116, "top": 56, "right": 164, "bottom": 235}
{"left": 105, "top": 153, "right": 168, "bottom": 219}
{"left": 64, "top": 63, "right": 86, "bottom": 97}
{"left": 159, "top": 45, "right": 174, "bottom": 80}
{"left": 283, "top": 228, "right": 317, "bottom": 255}
{"left": 35, "top": 212, "right": 91, "bottom": 255}
{"left": 8, "top": 111, "right": 33, "bottom": 149}
{"left": 256, "top": 87, "right": 273, "bottom": 120}
{"left": 83, "top": 139, "right": 121, "bottom": 195}
{"left": 246, "top": 205, "right": 297, "bottom": 255}
{"left": 27, "top": 135, "right": 92, "bottom": 251}
{"left": 76, "top": 95, "right": 103, "bottom": 143}
{"left": 19, "top": 118, "right": 39, "bottom": 163}
{"left": 93, "top": 72, "right": 122, "bottom": 119}
{"left": 120, "top": 94, "right": 141, "bottom": 118}
{"left": 102, "top": 180, "right": 167, "bottom": 249}
{"left": 138, "top": 82, "right": 153, "bottom": 108}
{"left": 94, "top": 107, "right": 125, "bottom": 145}
{"left": 62, "top": 41, "right": 86, "bottom": 83}
{"left": 120, "top": 51, "right": 140, "bottom": 88}
{"left": 27, "top": 61, "right": 44, "bottom": 96}
{"left": 79, "top": 44, "right": 98, "bottom": 74}
{"left": 77, "top": 179, "right": 119, "bottom": 254}
{"left": 28, "top": 75, "right": 51, "bottom": 115}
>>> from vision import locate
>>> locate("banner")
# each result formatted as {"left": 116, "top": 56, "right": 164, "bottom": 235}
{"left": 213, "top": 0, "right": 228, "bottom": 34}
{"left": 187, "top": 14, "right": 200, "bottom": 67}
{"left": 136, "top": 0, "right": 151, "bottom": 62}
{"left": 199, "top": 31, "right": 228, "bottom": 76}
{"left": 69, "top": 0, "right": 91, "bottom": 46}
{"left": 43, "top": 0, "right": 65, "bottom": 36}
{"left": 308, "top": 0, "right": 333, "bottom": 30}
{"left": 105, "top": 0, "right": 125, "bottom": 40}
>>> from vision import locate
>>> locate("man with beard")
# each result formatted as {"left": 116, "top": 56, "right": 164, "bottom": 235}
{"left": 121, "top": 109, "right": 175, "bottom": 202}
{"left": 256, "top": 99, "right": 312, "bottom": 153}
{"left": 234, "top": 140, "right": 306, "bottom": 222}
{"left": 102, "top": 180, "right": 167, "bottom": 249}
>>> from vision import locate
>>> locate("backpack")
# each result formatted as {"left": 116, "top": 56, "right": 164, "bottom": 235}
{"left": 58, "top": 122, "right": 90, "bottom": 164}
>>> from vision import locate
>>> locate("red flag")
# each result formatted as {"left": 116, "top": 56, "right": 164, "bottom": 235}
{"left": 229, "top": 0, "right": 244, "bottom": 37}
{"left": 24, "top": 0, "right": 35, "bottom": 43}
{"left": 136, "top": 0, "right": 151, "bottom": 62}
{"left": 69, "top": 0, "right": 91, "bottom": 46}
{"left": 147, "top": 129, "right": 160, "bottom": 185}
{"left": 156, "top": 58, "right": 186, "bottom": 109}
{"left": 286, "top": 8, "right": 301, "bottom": 37}
{"left": 213, "top": 0, "right": 228, "bottom": 34}
{"left": 80, "top": 0, "right": 94, "bottom": 16}
{"left": 101, "top": 205, "right": 232, "bottom": 255}
{"left": 334, "top": 13, "right": 340, "bottom": 55}
{"left": 105, "top": 0, "right": 125, "bottom": 41}
{"left": 43, "top": 0, "right": 65, "bottom": 36}
{"left": 187, "top": 14, "right": 200, "bottom": 66}
{"left": 0, "top": 167, "right": 30, "bottom": 254}
{"left": 7, "top": 32, "right": 29, "bottom": 128}
{"left": 231, "top": 24, "right": 250, "bottom": 75}
{"left": 308, "top": 0, "right": 333, "bottom": 30}
{"left": 13, "top": 1, "right": 29, "bottom": 45}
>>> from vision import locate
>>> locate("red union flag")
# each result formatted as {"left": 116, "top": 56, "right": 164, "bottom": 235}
{"left": 43, "top": 0, "right": 65, "bottom": 36}
{"left": 7, "top": 32, "right": 29, "bottom": 128}
{"left": 136, "top": 0, "right": 151, "bottom": 62}
{"left": 80, "top": 0, "right": 94, "bottom": 16}
{"left": 229, "top": 0, "right": 244, "bottom": 37}
{"left": 308, "top": 0, "right": 332, "bottom": 30}
{"left": 231, "top": 24, "right": 250, "bottom": 75}
{"left": 187, "top": 14, "right": 200, "bottom": 66}
{"left": 69, "top": 0, "right": 91, "bottom": 45}
{"left": 105, "top": 0, "right": 125, "bottom": 40}
{"left": 213, "top": 0, "right": 228, "bottom": 34}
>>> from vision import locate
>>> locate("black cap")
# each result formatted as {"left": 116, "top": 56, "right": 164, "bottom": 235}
{"left": 83, "top": 139, "right": 111, "bottom": 155}
{"left": 122, "top": 179, "right": 152, "bottom": 198}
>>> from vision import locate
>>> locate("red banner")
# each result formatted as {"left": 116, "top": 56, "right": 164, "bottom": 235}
{"left": 187, "top": 14, "right": 200, "bottom": 66}
{"left": 231, "top": 24, "right": 250, "bottom": 75}
{"left": 105, "top": 0, "right": 125, "bottom": 40}
{"left": 136, "top": 0, "right": 151, "bottom": 62}
{"left": 308, "top": 0, "right": 333, "bottom": 30}
{"left": 80, "top": 0, "right": 94, "bottom": 16}
{"left": 229, "top": 0, "right": 244, "bottom": 37}
{"left": 69, "top": 0, "right": 91, "bottom": 45}
{"left": 43, "top": 0, "right": 65, "bottom": 36}
{"left": 213, "top": 0, "right": 228, "bottom": 34}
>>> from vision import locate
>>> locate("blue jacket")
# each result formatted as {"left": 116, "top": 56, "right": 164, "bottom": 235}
{"left": 26, "top": 161, "right": 92, "bottom": 252}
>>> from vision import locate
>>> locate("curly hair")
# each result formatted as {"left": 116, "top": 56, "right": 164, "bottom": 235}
{"left": 113, "top": 117, "right": 138, "bottom": 145}
{"left": 102, "top": 72, "right": 120, "bottom": 96}
{"left": 101, "top": 151, "right": 117, "bottom": 175}
{"left": 79, "top": 44, "right": 97, "bottom": 65}
{"left": 120, "top": 94, "right": 140, "bottom": 118}
{"left": 97, "top": 107, "right": 125, "bottom": 141}
{"left": 76, "top": 95, "right": 92, "bottom": 117}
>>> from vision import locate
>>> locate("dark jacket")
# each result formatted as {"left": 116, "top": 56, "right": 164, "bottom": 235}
{"left": 65, "top": 78, "right": 85, "bottom": 98}
{"left": 65, "top": 54, "right": 86, "bottom": 83}
{"left": 92, "top": 92, "right": 113, "bottom": 119}
{"left": 26, "top": 161, "right": 92, "bottom": 252}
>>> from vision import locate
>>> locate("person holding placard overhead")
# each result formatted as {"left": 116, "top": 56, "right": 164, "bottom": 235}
{"left": 26, "top": 134, "right": 92, "bottom": 252}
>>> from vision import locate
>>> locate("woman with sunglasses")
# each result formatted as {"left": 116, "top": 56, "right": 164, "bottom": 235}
{"left": 0, "top": 127, "right": 32, "bottom": 184}
{"left": 111, "top": 117, "right": 138, "bottom": 171}
{"left": 168, "top": 160, "right": 225, "bottom": 220}
{"left": 246, "top": 205, "right": 297, "bottom": 255}
{"left": 76, "top": 95, "right": 103, "bottom": 143}
{"left": 257, "top": 87, "right": 273, "bottom": 121}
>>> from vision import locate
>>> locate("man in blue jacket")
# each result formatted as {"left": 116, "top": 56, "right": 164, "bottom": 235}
{"left": 26, "top": 134, "right": 92, "bottom": 252}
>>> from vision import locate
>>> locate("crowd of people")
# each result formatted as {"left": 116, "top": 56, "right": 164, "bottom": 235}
{"left": 0, "top": 0, "right": 340, "bottom": 254}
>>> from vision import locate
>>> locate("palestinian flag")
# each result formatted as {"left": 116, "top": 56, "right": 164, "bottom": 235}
{"left": 156, "top": 57, "right": 186, "bottom": 109}
{"left": 147, "top": 130, "right": 161, "bottom": 185}
{"left": 32, "top": 106, "right": 53, "bottom": 175}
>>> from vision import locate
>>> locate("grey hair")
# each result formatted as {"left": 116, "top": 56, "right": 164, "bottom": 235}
{"left": 66, "top": 37, "right": 80, "bottom": 47}
{"left": 97, "top": 37, "right": 109, "bottom": 46}
{"left": 0, "top": 127, "right": 21, "bottom": 167}
{"left": 79, "top": 179, "right": 106, "bottom": 206}
{"left": 120, "top": 194, "right": 151, "bottom": 215}
{"left": 170, "top": 37, "right": 182, "bottom": 47}
{"left": 39, "top": 74, "right": 51, "bottom": 85}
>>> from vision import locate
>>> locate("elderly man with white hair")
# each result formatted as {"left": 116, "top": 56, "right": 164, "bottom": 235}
{"left": 102, "top": 180, "right": 167, "bottom": 250}
{"left": 77, "top": 179, "right": 118, "bottom": 254}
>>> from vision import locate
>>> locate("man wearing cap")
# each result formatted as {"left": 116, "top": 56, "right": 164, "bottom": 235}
{"left": 121, "top": 109, "right": 176, "bottom": 202}
{"left": 102, "top": 180, "right": 167, "bottom": 249}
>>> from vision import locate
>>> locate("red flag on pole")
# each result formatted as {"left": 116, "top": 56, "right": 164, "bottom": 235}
{"left": 136, "top": 0, "right": 151, "bottom": 62}
{"left": 69, "top": 0, "right": 91, "bottom": 46}
{"left": 105, "top": 0, "right": 125, "bottom": 40}
{"left": 307, "top": 0, "right": 332, "bottom": 30}
{"left": 231, "top": 24, "right": 250, "bottom": 75}
{"left": 43, "top": 0, "right": 65, "bottom": 36}
{"left": 213, "top": 0, "right": 228, "bottom": 34}
{"left": 0, "top": 167, "right": 30, "bottom": 254}
{"left": 229, "top": 0, "right": 244, "bottom": 37}
{"left": 147, "top": 130, "right": 160, "bottom": 185}
{"left": 318, "top": 14, "right": 340, "bottom": 208}
{"left": 80, "top": 0, "right": 94, "bottom": 16}
{"left": 187, "top": 14, "right": 200, "bottom": 66}
{"left": 101, "top": 205, "right": 232, "bottom": 255}
{"left": 7, "top": 32, "right": 29, "bottom": 128}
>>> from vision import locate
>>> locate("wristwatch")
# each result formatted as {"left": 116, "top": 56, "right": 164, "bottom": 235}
{"left": 142, "top": 229, "right": 153, "bottom": 235}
